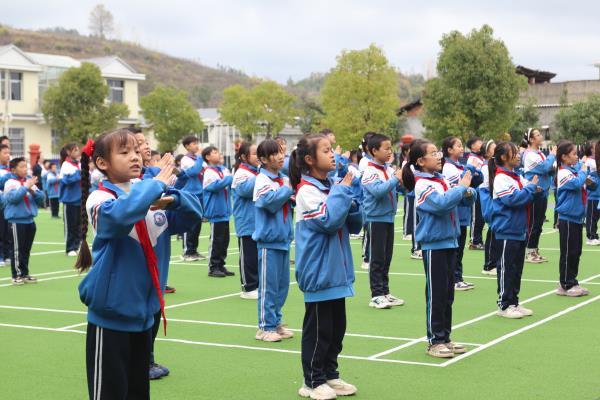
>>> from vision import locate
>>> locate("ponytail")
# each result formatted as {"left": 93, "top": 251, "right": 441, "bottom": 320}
{"left": 401, "top": 139, "right": 430, "bottom": 192}
{"left": 402, "top": 163, "right": 416, "bottom": 192}
{"left": 289, "top": 149, "right": 301, "bottom": 191}
{"left": 75, "top": 149, "right": 92, "bottom": 272}
{"left": 488, "top": 156, "right": 497, "bottom": 192}
{"left": 289, "top": 134, "right": 327, "bottom": 191}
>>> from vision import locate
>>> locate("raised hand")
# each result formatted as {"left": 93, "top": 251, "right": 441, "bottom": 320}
{"left": 154, "top": 161, "right": 175, "bottom": 187}
{"left": 151, "top": 196, "right": 175, "bottom": 210}
{"left": 459, "top": 170, "right": 472, "bottom": 188}
{"left": 339, "top": 171, "right": 353, "bottom": 187}
{"left": 531, "top": 175, "right": 539, "bottom": 186}
{"left": 25, "top": 176, "right": 38, "bottom": 189}
{"left": 549, "top": 145, "right": 557, "bottom": 156}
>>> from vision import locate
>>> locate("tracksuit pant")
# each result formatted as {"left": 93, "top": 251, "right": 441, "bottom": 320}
{"left": 49, "top": 197, "right": 60, "bottom": 218}
{"left": 301, "top": 298, "right": 346, "bottom": 388}
{"left": 423, "top": 248, "right": 456, "bottom": 345}
{"left": 455, "top": 226, "right": 467, "bottom": 283}
{"left": 361, "top": 223, "right": 370, "bottom": 263}
{"left": 239, "top": 236, "right": 258, "bottom": 292}
{"left": 64, "top": 203, "right": 81, "bottom": 253}
{"left": 257, "top": 247, "right": 290, "bottom": 331}
{"left": 559, "top": 220, "right": 582, "bottom": 290}
{"left": 368, "top": 222, "right": 394, "bottom": 298}
{"left": 86, "top": 323, "right": 151, "bottom": 400}
{"left": 150, "top": 311, "right": 161, "bottom": 365}
{"left": 585, "top": 199, "right": 599, "bottom": 240}
{"left": 483, "top": 230, "right": 496, "bottom": 271}
{"left": 10, "top": 222, "right": 36, "bottom": 279}
{"left": 403, "top": 196, "right": 414, "bottom": 237}
{"left": 0, "top": 211, "right": 11, "bottom": 260}
{"left": 527, "top": 195, "right": 548, "bottom": 250}
{"left": 494, "top": 238, "right": 526, "bottom": 310}
{"left": 470, "top": 197, "right": 484, "bottom": 245}
{"left": 208, "top": 221, "right": 229, "bottom": 272}
{"left": 183, "top": 221, "right": 202, "bottom": 256}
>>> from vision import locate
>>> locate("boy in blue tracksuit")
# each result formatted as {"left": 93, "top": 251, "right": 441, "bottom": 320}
{"left": 361, "top": 133, "right": 403, "bottom": 309}
{"left": 252, "top": 139, "right": 294, "bottom": 342}
{"left": 180, "top": 135, "right": 206, "bottom": 261}
{"left": 59, "top": 144, "right": 82, "bottom": 256}
{"left": 4, "top": 157, "right": 45, "bottom": 285}
{"left": 0, "top": 144, "right": 12, "bottom": 264}
{"left": 45, "top": 163, "right": 60, "bottom": 218}
{"left": 202, "top": 145, "right": 234, "bottom": 278}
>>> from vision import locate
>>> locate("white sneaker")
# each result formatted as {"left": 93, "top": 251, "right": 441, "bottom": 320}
{"left": 586, "top": 238, "right": 600, "bottom": 246}
{"left": 410, "top": 250, "right": 423, "bottom": 260}
{"left": 369, "top": 296, "right": 391, "bottom": 309}
{"left": 385, "top": 294, "right": 405, "bottom": 306}
{"left": 515, "top": 305, "right": 533, "bottom": 316}
{"left": 0, "top": 260, "right": 5, "bottom": 267}
{"left": 67, "top": 250, "right": 78, "bottom": 257}
{"left": 182, "top": 254, "right": 200, "bottom": 262}
{"left": 240, "top": 289, "right": 258, "bottom": 300}
{"left": 255, "top": 329, "right": 282, "bottom": 342}
{"left": 454, "top": 281, "right": 472, "bottom": 291}
{"left": 360, "top": 261, "right": 369, "bottom": 270}
{"left": 402, "top": 234, "right": 412, "bottom": 241}
{"left": 298, "top": 383, "right": 337, "bottom": 400}
{"left": 482, "top": 268, "right": 497, "bottom": 276}
{"left": 497, "top": 305, "right": 524, "bottom": 319}
{"left": 326, "top": 379, "right": 357, "bottom": 396}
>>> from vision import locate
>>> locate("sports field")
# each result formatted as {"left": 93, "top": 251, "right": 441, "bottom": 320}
{"left": 1, "top": 205, "right": 599, "bottom": 400}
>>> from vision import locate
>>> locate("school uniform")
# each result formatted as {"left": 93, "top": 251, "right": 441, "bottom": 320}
{"left": 3, "top": 176, "right": 45, "bottom": 279}
{"left": 556, "top": 165, "right": 588, "bottom": 290}
{"left": 180, "top": 153, "right": 205, "bottom": 257}
{"left": 414, "top": 171, "right": 470, "bottom": 345}
{"left": 358, "top": 153, "right": 372, "bottom": 262}
{"left": 490, "top": 167, "right": 539, "bottom": 310}
{"left": 584, "top": 158, "right": 600, "bottom": 241}
{"left": 45, "top": 171, "right": 60, "bottom": 218}
{"left": 90, "top": 168, "right": 104, "bottom": 192}
{"left": 523, "top": 149, "right": 556, "bottom": 250}
{"left": 0, "top": 165, "right": 13, "bottom": 260}
{"left": 295, "top": 175, "right": 362, "bottom": 388}
{"left": 232, "top": 163, "right": 259, "bottom": 292}
{"left": 59, "top": 159, "right": 82, "bottom": 253}
{"left": 203, "top": 165, "right": 233, "bottom": 273}
{"left": 361, "top": 159, "right": 399, "bottom": 298}
{"left": 252, "top": 169, "right": 294, "bottom": 332}
{"left": 478, "top": 162, "right": 495, "bottom": 271}
{"left": 466, "top": 153, "right": 485, "bottom": 245}
{"left": 79, "top": 179, "right": 201, "bottom": 400}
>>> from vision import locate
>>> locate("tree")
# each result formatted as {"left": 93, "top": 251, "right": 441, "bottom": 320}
{"left": 509, "top": 97, "right": 540, "bottom": 142}
{"left": 555, "top": 94, "right": 600, "bottom": 143}
{"left": 423, "top": 25, "right": 527, "bottom": 143}
{"left": 321, "top": 44, "right": 399, "bottom": 149}
{"left": 141, "top": 86, "right": 204, "bottom": 152}
{"left": 219, "top": 84, "right": 263, "bottom": 139}
{"left": 89, "top": 4, "right": 114, "bottom": 39}
{"left": 296, "top": 95, "right": 325, "bottom": 134}
{"left": 42, "top": 62, "right": 128, "bottom": 145}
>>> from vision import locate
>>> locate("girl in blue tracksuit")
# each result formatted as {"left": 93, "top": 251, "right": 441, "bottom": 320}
{"left": 489, "top": 142, "right": 541, "bottom": 319}
{"left": 555, "top": 141, "right": 591, "bottom": 297}
{"left": 584, "top": 142, "right": 600, "bottom": 244}
{"left": 59, "top": 143, "right": 82, "bottom": 255}
{"left": 478, "top": 140, "right": 497, "bottom": 275}
{"left": 45, "top": 163, "right": 60, "bottom": 218}
{"left": 442, "top": 136, "right": 476, "bottom": 291}
{"left": 232, "top": 142, "right": 260, "bottom": 297}
{"left": 252, "top": 139, "right": 294, "bottom": 342}
{"left": 76, "top": 129, "right": 201, "bottom": 400}
{"left": 291, "top": 134, "right": 362, "bottom": 399}
{"left": 202, "top": 145, "right": 234, "bottom": 278}
{"left": 402, "top": 140, "right": 474, "bottom": 358}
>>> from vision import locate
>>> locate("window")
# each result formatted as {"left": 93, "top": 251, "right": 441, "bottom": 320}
{"left": 200, "top": 127, "right": 209, "bottom": 143}
{"left": 8, "top": 127, "right": 24, "bottom": 157}
{"left": 10, "top": 72, "right": 22, "bottom": 101}
{"left": 107, "top": 79, "right": 124, "bottom": 103}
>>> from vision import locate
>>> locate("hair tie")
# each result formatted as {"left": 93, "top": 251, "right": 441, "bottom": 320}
{"left": 82, "top": 139, "right": 95, "bottom": 158}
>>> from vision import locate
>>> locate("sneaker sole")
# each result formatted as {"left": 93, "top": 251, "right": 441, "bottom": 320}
{"left": 426, "top": 350, "right": 454, "bottom": 358}
{"left": 496, "top": 312, "right": 523, "bottom": 319}
{"left": 454, "top": 287, "right": 472, "bottom": 291}
{"left": 368, "top": 302, "right": 391, "bottom": 309}
{"left": 23, "top": 280, "right": 37, "bottom": 284}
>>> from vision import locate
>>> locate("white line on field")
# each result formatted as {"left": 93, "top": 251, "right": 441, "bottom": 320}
{"left": 0, "top": 274, "right": 83, "bottom": 287}
{"left": 0, "top": 269, "right": 74, "bottom": 281}
{"left": 33, "top": 242, "right": 66, "bottom": 245}
{"left": 31, "top": 250, "right": 66, "bottom": 256}
{"left": 0, "top": 305, "right": 86, "bottom": 314}
{"left": 57, "top": 322, "right": 88, "bottom": 331}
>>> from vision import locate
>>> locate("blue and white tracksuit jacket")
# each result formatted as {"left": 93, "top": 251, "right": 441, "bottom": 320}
{"left": 202, "top": 165, "right": 233, "bottom": 223}
{"left": 232, "top": 163, "right": 258, "bottom": 237}
{"left": 556, "top": 165, "right": 588, "bottom": 224}
{"left": 45, "top": 171, "right": 60, "bottom": 199}
{"left": 361, "top": 160, "right": 399, "bottom": 224}
{"left": 59, "top": 160, "right": 81, "bottom": 205}
{"left": 3, "top": 177, "right": 45, "bottom": 224}
{"left": 523, "top": 150, "right": 556, "bottom": 197}
{"left": 443, "top": 159, "right": 476, "bottom": 227}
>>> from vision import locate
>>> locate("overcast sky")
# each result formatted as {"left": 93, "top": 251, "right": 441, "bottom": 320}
{"left": 3, "top": 0, "right": 600, "bottom": 83}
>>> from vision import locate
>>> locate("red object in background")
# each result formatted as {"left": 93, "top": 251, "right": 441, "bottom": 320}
{"left": 401, "top": 134, "right": 414, "bottom": 144}
{"left": 29, "top": 143, "right": 41, "bottom": 166}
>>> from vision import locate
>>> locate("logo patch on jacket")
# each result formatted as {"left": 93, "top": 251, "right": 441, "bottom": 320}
{"left": 154, "top": 212, "right": 167, "bottom": 226}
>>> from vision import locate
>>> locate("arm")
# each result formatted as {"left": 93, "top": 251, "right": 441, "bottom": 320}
{"left": 255, "top": 185, "right": 293, "bottom": 214}
{"left": 299, "top": 185, "right": 354, "bottom": 234}
{"left": 346, "top": 202, "right": 363, "bottom": 234}
{"left": 204, "top": 174, "right": 233, "bottom": 192}
{"left": 497, "top": 184, "right": 537, "bottom": 207}
{"left": 4, "top": 186, "right": 28, "bottom": 204}
{"left": 417, "top": 185, "right": 467, "bottom": 216}
{"left": 165, "top": 189, "right": 203, "bottom": 234}
{"left": 362, "top": 173, "right": 400, "bottom": 199}
{"left": 181, "top": 156, "right": 204, "bottom": 178}
{"left": 528, "top": 154, "right": 556, "bottom": 175}
{"left": 61, "top": 170, "right": 81, "bottom": 185}
{"left": 233, "top": 176, "right": 256, "bottom": 199}
{"left": 32, "top": 188, "right": 45, "bottom": 207}
{"left": 559, "top": 171, "right": 588, "bottom": 191}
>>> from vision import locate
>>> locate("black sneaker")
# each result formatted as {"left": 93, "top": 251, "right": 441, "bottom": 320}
{"left": 208, "top": 269, "right": 226, "bottom": 278}
{"left": 220, "top": 267, "right": 235, "bottom": 277}
{"left": 165, "top": 285, "right": 176, "bottom": 294}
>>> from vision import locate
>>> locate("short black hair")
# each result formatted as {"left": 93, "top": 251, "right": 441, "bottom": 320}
{"left": 49, "top": 162, "right": 57, "bottom": 168}
{"left": 182, "top": 135, "right": 198, "bottom": 147}
{"left": 367, "top": 133, "right": 391, "bottom": 155}
{"left": 201, "top": 145, "right": 218, "bottom": 160}
{"left": 319, "top": 128, "right": 333, "bottom": 135}
{"left": 151, "top": 150, "right": 160, "bottom": 157}
{"left": 466, "top": 136, "right": 482, "bottom": 150}
{"left": 126, "top": 126, "right": 143, "bottom": 134}
{"left": 0, "top": 136, "right": 9, "bottom": 144}
{"left": 9, "top": 157, "right": 25, "bottom": 170}
{"left": 257, "top": 139, "right": 282, "bottom": 161}
{"left": 0, "top": 144, "right": 8, "bottom": 152}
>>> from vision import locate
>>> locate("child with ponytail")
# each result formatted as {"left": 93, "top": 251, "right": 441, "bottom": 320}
{"left": 403, "top": 140, "right": 474, "bottom": 358}
{"left": 488, "top": 142, "right": 541, "bottom": 319}
{"left": 291, "top": 134, "right": 362, "bottom": 399}
{"left": 76, "top": 129, "right": 202, "bottom": 400}
{"left": 555, "top": 140, "right": 592, "bottom": 297}
{"left": 59, "top": 143, "right": 82, "bottom": 256}
{"left": 479, "top": 140, "right": 497, "bottom": 275}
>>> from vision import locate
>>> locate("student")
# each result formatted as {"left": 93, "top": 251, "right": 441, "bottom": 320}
{"left": 202, "top": 145, "right": 234, "bottom": 278}
{"left": 466, "top": 136, "right": 485, "bottom": 250}
{"left": 4, "top": 157, "right": 45, "bottom": 285}
{"left": 76, "top": 129, "right": 201, "bottom": 400}
{"left": 180, "top": 135, "right": 206, "bottom": 261}
{"left": 45, "top": 163, "right": 60, "bottom": 218}
{"left": 41, "top": 159, "right": 50, "bottom": 208}
{"left": 252, "top": 139, "right": 294, "bottom": 342}
{"left": 361, "top": 133, "right": 404, "bottom": 309}
{"left": 403, "top": 140, "right": 474, "bottom": 358}
{"left": 522, "top": 128, "right": 557, "bottom": 263}
{"left": 489, "top": 142, "right": 541, "bottom": 319}
{"left": 150, "top": 150, "right": 161, "bottom": 167}
{"left": 359, "top": 132, "right": 375, "bottom": 269}
{"left": 232, "top": 142, "right": 260, "bottom": 299}
{"left": 291, "top": 134, "right": 361, "bottom": 399}
{"left": 59, "top": 143, "right": 82, "bottom": 256}
{"left": 0, "top": 144, "right": 12, "bottom": 265}
{"left": 441, "top": 137, "right": 475, "bottom": 291}
{"left": 478, "top": 140, "right": 497, "bottom": 275}
{"left": 584, "top": 141, "right": 600, "bottom": 245}
{"left": 555, "top": 141, "right": 591, "bottom": 297}
{"left": 275, "top": 136, "right": 290, "bottom": 176}
{"left": 321, "top": 128, "right": 348, "bottom": 179}
{"left": 347, "top": 149, "right": 363, "bottom": 210}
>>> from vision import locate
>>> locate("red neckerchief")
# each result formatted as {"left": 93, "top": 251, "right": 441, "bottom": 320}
{"left": 66, "top": 159, "right": 80, "bottom": 169}
{"left": 239, "top": 163, "right": 258, "bottom": 176}
{"left": 368, "top": 162, "right": 396, "bottom": 205}
{"left": 271, "top": 174, "right": 289, "bottom": 222}
{"left": 97, "top": 182, "right": 167, "bottom": 335}
{"left": 1, "top": 165, "right": 9, "bottom": 172}
{"left": 19, "top": 178, "right": 31, "bottom": 211}
{"left": 496, "top": 167, "right": 530, "bottom": 231}
{"left": 445, "top": 158, "right": 465, "bottom": 171}
{"left": 415, "top": 174, "right": 454, "bottom": 225}
{"left": 560, "top": 166, "right": 587, "bottom": 205}
{"left": 209, "top": 166, "right": 228, "bottom": 204}
{"left": 537, "top": 150, "right": 546, "bottom": 161}
{"left": 298, "top": 177, "right": 344, "bottom": 243}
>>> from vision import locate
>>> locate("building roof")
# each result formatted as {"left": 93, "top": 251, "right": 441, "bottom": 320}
{"left": 81, "top": 56, "right": 145, "bottom": 80}
{"left": 198, "top": 108, "right": 220, "bottom": 121}
{"left": 516, "top": 65, "right": 556, "bottom": 83}
{"left": 397, "top": 98, "right": 423, "bottom": 115}
{"left": 0, "top": 44, "right": 42, "bottom": 72}
{"left": 25, "top": 52, "right": 80, "bottom": 69}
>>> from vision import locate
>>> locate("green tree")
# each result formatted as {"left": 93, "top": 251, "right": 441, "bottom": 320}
{"left": 296, "top": 95, "right": 325, "bottom": 134}
{"left": 219, "top": 84, "right": 263, "bottom": 139}
{"left": 423, "top": 25, "right": 527, "bottom": 143}
{"left": 321, "top": 44, "right": 399, "bottom": 149}
{"left": 140, "top": 86, "right": 204, "bottom": 152}
{"left": 509, "top": 97, "right": 540, "bottom": 142}
{"left": 555, "top": 94, "right": 600, "bottom": 143}
{"left": 42, "top": 62, "right": 128, "bottom": 145}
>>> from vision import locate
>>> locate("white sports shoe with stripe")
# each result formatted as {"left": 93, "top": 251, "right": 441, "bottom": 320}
{"left": 369, "top": 296, "right": 391, "bottom": 309}
{"left": 298, "top": 383, "right": 337, "bottom": 400}
{"left": 385, "top": 294, "right": 404, "bottom": 306}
